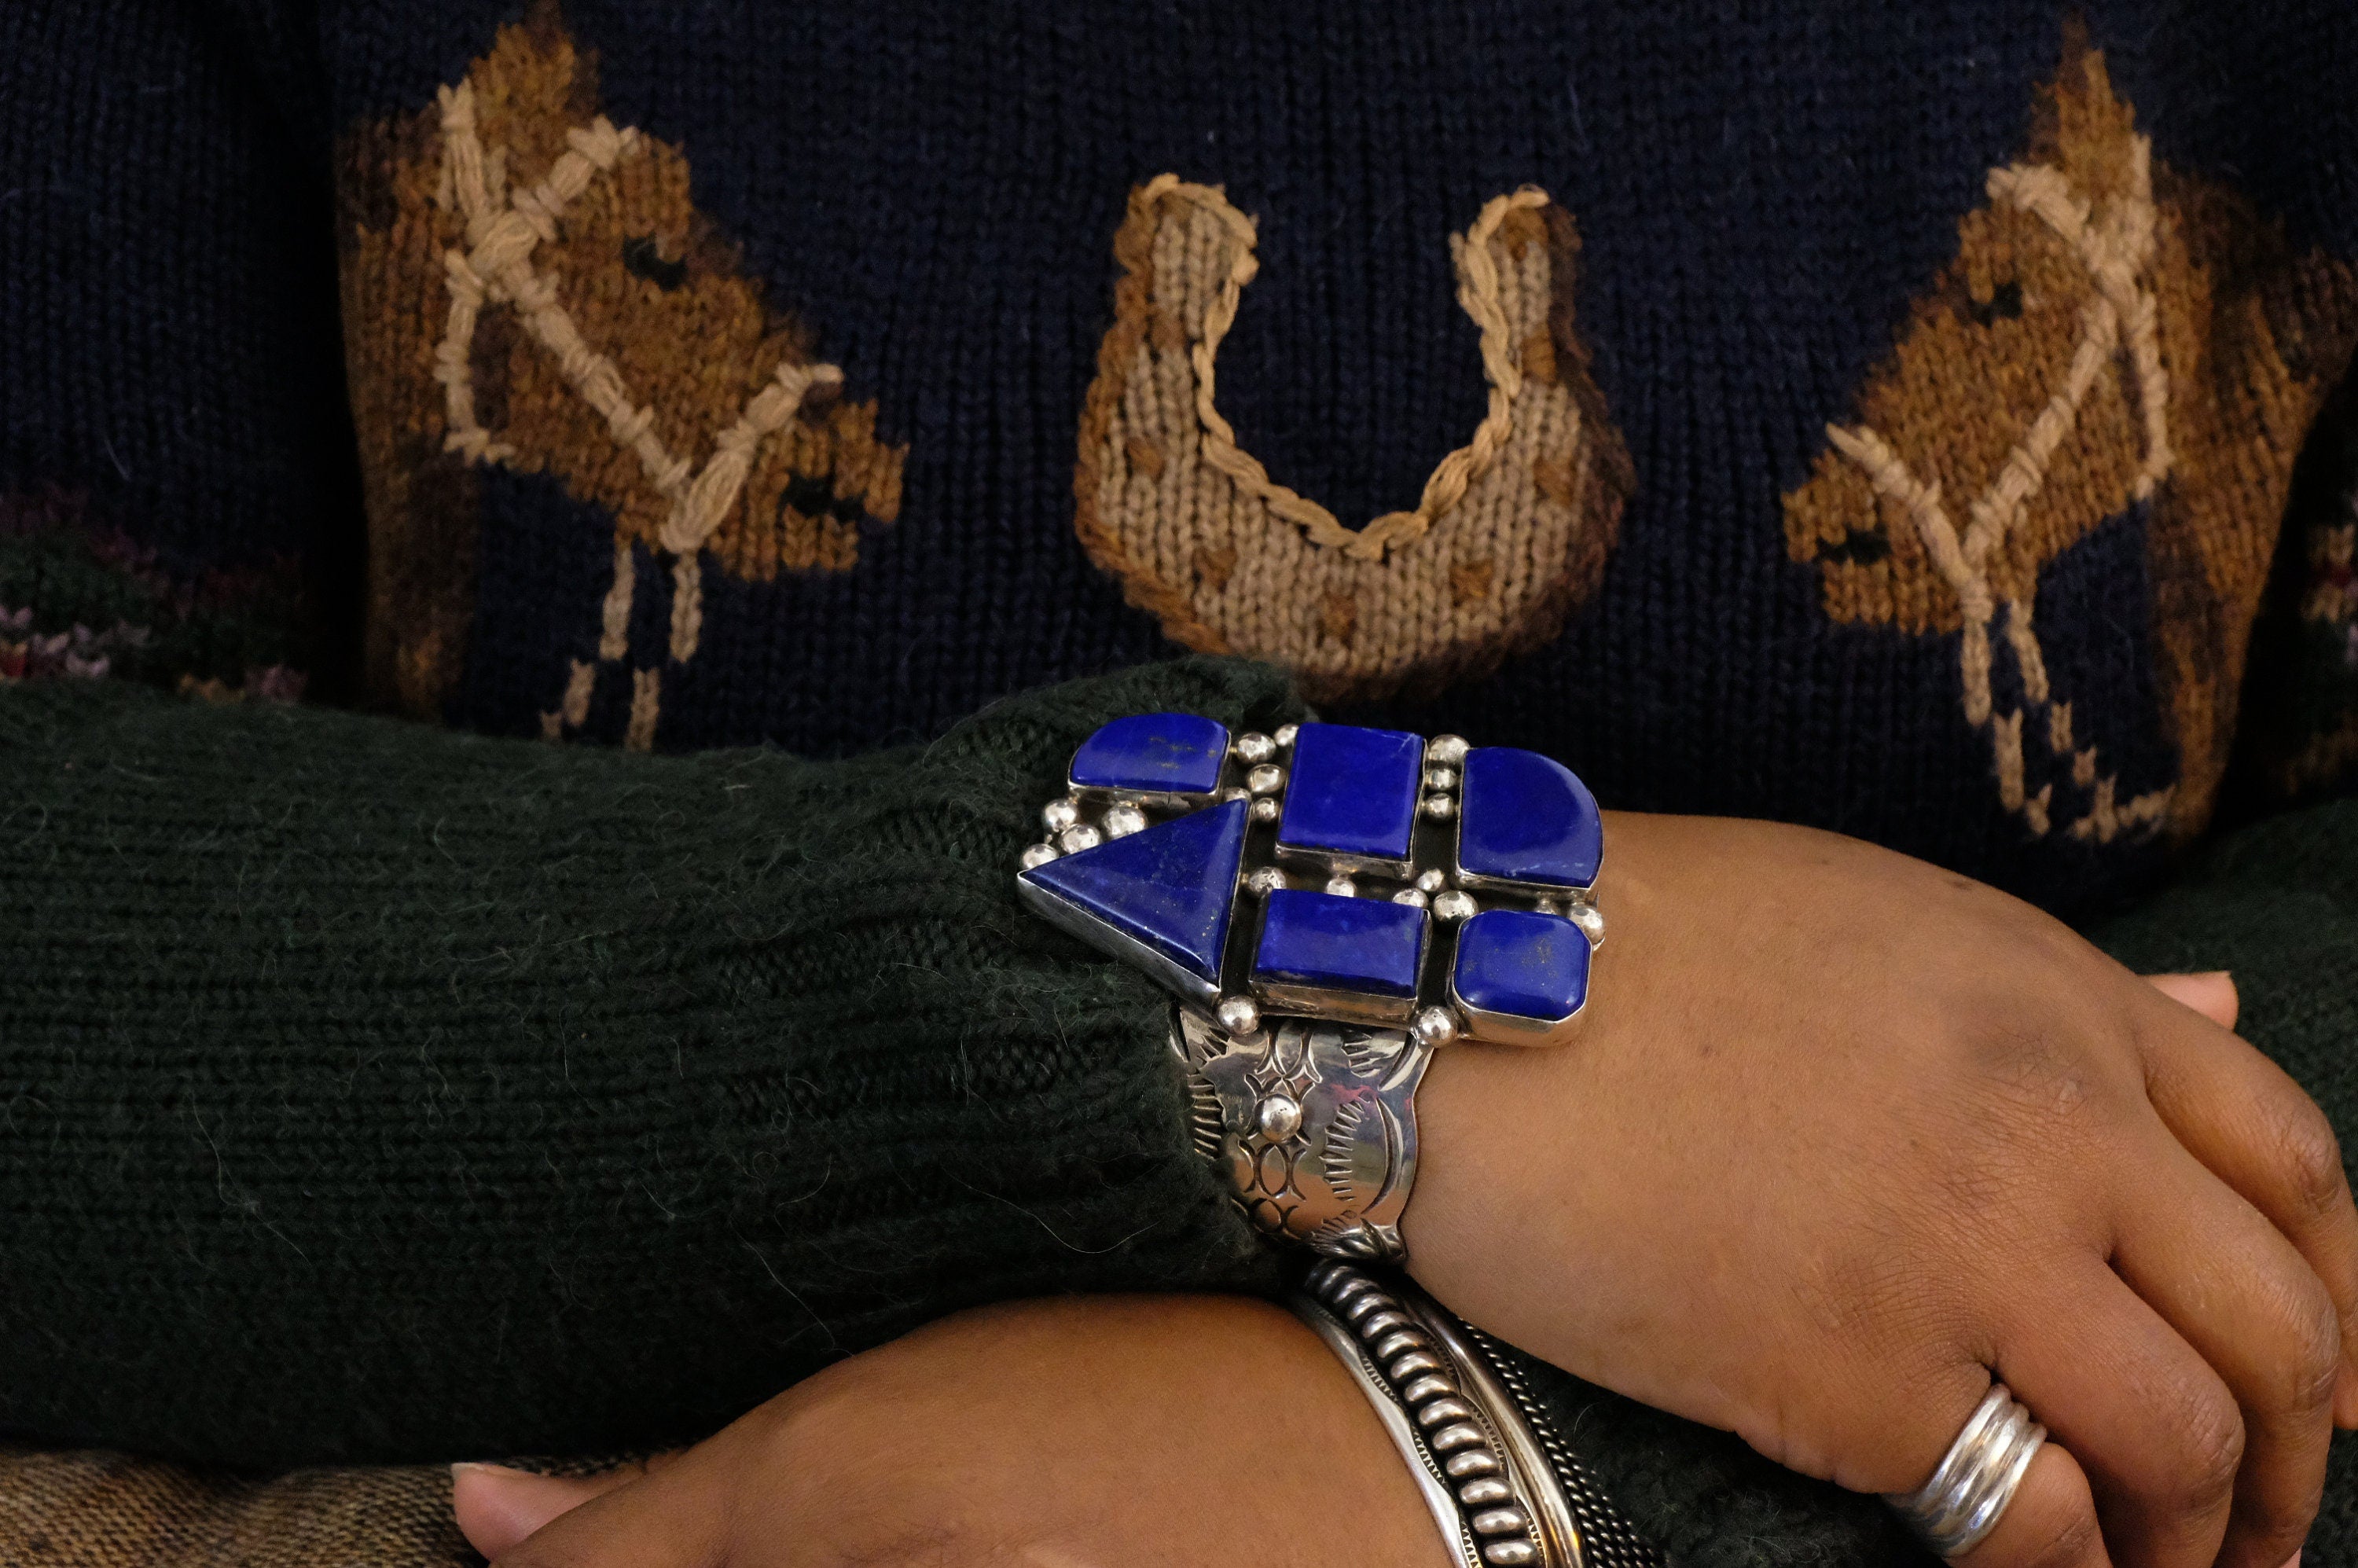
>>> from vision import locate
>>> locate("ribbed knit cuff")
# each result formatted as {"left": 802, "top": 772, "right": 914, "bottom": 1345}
{"left": 0, "top": 657, "right": 1303, "bottom": 1467}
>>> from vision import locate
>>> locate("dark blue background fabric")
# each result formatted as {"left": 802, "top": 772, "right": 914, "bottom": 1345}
{"left": 4, "top": 0, "right": 2354, "bottom": 915}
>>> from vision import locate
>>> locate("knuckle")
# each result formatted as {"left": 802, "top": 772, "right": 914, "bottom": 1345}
{"left": 2267, "top": 1093, "right": 2349, "bottom": 1223}
{"left": 1961, "top": 1019, "right": 2119, "bottom": 1146}
{"left": 2013, "top": 1504, "right": 2103, "bottom": 1568}
{"left": 2269, "top": 1276, "right": 2346, "bottom": 1416}
{"left": 2168, "top": 1388, "right": 2246, "bottom": 1526}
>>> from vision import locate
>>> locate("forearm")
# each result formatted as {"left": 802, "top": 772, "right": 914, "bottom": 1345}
{"left": 0, "top": 658, "right": 1298, "bottom": 1467}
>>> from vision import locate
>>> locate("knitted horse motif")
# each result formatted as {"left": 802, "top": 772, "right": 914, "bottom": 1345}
{"left": 341, "top": 11, "right": 905, "bottom": 747}
{"left": 1783, "top": 36, "right": 2357, "bottom": 841}
{"left": 1074, "top": 178, "right": 1633, "bottom": 704}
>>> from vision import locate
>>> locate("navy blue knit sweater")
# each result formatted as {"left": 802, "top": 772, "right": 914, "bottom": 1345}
{"left": 2, "top": 0, "right": 2356, "bottom": 1516}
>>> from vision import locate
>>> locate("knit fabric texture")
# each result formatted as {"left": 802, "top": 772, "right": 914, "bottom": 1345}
{"left": 3, "top": 0, "right": 2358, "bottom": 1556}
{"left": 0, "top": 657, "right": 1297, "bottom": 1467}
{"left": 5, "top": 0, "right": 2357, "bottom": 916}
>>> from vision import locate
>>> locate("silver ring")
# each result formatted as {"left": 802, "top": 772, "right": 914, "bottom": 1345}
{"left": 1884, "top": 1383, "right": 2047, "bottom": 1558}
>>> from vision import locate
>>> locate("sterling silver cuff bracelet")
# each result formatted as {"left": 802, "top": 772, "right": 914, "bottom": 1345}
{"left": 1019, "top": 714, "right": 1608, "bottom": 1261}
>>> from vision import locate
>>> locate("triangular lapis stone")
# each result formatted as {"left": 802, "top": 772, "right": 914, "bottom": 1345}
{"left": 1018, "top": 799, "right": 1248, "bottom": 991}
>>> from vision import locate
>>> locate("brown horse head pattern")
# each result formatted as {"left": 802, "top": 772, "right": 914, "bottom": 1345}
{"left": 1074, "top": 178, "right": 1633, "bottom": 704}
{"left": 1783, "top": 35, "right": 2358, "bottom": 842}
{"left": 339, "top": 9, "right": 905, "bottom": 747}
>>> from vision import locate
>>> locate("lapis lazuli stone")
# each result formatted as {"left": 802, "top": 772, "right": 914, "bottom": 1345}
{"left": 1453, "top": 908, "right": 1590, "bottom": 1021}
{"left": 1019, "top": 799, "right": 1248, "bottom": 984}
{"left": 1456, "top": 747, "right": 1602, "bottom": 888}
{"left": 1252, "top": 889, "right": 1427, "bottom": 997}
{"left": 1276, "top": 722, "right": 1423, "bottom": 861}
{"left": 1070, "top": 712, "right": 1229, "bottom": 796}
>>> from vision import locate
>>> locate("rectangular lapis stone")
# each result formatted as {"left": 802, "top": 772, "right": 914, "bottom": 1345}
{"left": 1069, "top": 712, "right": 1229, "bottom": 795}
{"left": 1276, "top": 722, "right": 1422, "bottom": 863}
{"left": 1456, "top": 747, "right": 1603, "bottom": 889}
{"left": 1252, "top": 889, "right": 1426, "bottom": 997}
{"left": 1452, "top": 908, "right": 1590, "bottom": 1022}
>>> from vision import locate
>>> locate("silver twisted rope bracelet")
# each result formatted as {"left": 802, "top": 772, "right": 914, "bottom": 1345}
{"left": 1292, "top": 1261, "right": 1662, "bottom": 1568}
{"left": 1018, "top": 713, "right": 2048, "bottom": 1559}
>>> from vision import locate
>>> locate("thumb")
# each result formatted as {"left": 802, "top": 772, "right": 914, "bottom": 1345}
{"left": 451, "top": 1463, "right": 637, "bottom": 1561}
{"left": 2143, "top": 969, "right": 2239, "bottom": 1031}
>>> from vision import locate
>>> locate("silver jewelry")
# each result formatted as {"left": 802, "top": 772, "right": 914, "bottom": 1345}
{"left": 1291, "top": 1261, "right": 1663, "bottom": 1568}
{"left": 1015, "top": 716, "right": 1606, "bottom": 1049}
{"left": 1174, "top": 1006, "right": 1432, "bottom": 1262}
{"left": 1884, "top": 1383, "right": 2047, "bottom": 1558}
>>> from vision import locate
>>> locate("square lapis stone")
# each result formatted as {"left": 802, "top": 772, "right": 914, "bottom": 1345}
{"left": 1456, "top": 747, "right": 1603, "bottom": 889}
{"left": 1069, "top": 712, "right": 1229, "bottom": 796}
{"left": 1452, "top": 908, "right": 1590, "bottom": 1022}
{"left": 1276, "top": 722, "right": 1423, "bottom": 863}
{"left": 1252, "top": 889, "right": 1426, "bottom": 997}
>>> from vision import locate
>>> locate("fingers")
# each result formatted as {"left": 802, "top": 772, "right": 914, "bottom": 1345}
{"left": 2131, "top": 981, "right": 2358, "bottom": 1429}
{"left": 1996, "top": 1261, "right": 2242, "bottom": 1568}
{"left": 2110, "top": 1147, "right": 2336, "bottom": 1568}
{"left": 451, "top": 1465, "right": 638, "bottom": 1562}
{"left": 1953, "top": 1441, "right": 2110, "bottom": 1568}
{"left": 487, "top": 1457, "right": 725, "bottom": 1568}
{"left": 2141, "top": 971, "right": 2238, "bottom": 1031}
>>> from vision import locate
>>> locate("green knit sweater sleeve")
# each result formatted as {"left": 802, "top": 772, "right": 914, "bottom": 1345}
{"left": 0, "top": 658, "right": 1300, "bottom": 1470}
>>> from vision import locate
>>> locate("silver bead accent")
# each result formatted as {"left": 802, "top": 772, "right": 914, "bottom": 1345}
{"left": 1483, "top": 1543, "right": 1539, "bottom": 1566}
{"left": 1412, "top": 1007, "right": 1460, "bottom": 1048}
{"left": 1432, "top": 890, "right": 1477, "bottom": 923}
{"left": 1234, "top": 732, "right": 1278, "bottom": 764}
{"left": 1420, "top": 793, "right": 1457, "bottom": 821}
{"left": 1254, "top": 1092, "right": 1303, "bottom": 1142}
{"left": 1042, "top": 797, "right": 1081, "bottom": 833}
{"left": 1568, "top": 902, "right": 1605, "bottom": 944}
{"left": 1427, "top": 734, "right": 1470, "bottom": 766}
{"left": 1215, "top": 996, "right": 1262, "bottom": 1037}
{"left": 1427, "top": 1422, "right": 1488, "bottom": 1452}
{"left": 1400, "top": 1373, "right": 1453, "bottom": 1404}
{"left": 1246, "top": 867, "right": 1289, "bottom": 897}
{"left": 1019, "top": 842, "right": 1060, "bottom": 869}
{"left": 1324, "top": 874, "right": 1357, "bottom": 898}
{"left": 1247, "top": 763, "right": 1285, "bottom": 795}
{"left": 1415, "top": 868, "right": 1449, "bottom": 894}
{"left": 1458, "top": 1478, "right": 1515, "bottom": 1507}
{"left": 1392, "top": 888, "right": 1429, "bottom": 909}
{"left": 1417, "top": 1397, "right": 1479, "bottom": 1428}
{"left": 1250, "top": 797, "right": 1281, "bottom": 823}
{"left": 1471, "top": 1507, "right": 1530, "bottom": 1536}
{"left": 1389, "top": 1350, "right": 1445, "bottom": 1381}
{"left": 1424, "top": 766, "right": 1459, "bottom": 791}
{"left": 1274, "top": 723, "right": 1299, "bottom": 747}
{"left": 1531, "top": 896, "right": 1560, "bottom": 916}
{"left": 1057, "top": 824, "right": 1102, "bottom": 854}
{"left": 1444, "top": 1450, "right": 1502, "bottom": 1479}
{"left": 1100, "top": 803, "right": 1148, "bottom": 839}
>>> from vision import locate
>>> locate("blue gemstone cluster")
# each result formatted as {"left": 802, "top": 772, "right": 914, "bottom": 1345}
{"left": 1015, "top": 713, "right": 1601, "bottom": 1041}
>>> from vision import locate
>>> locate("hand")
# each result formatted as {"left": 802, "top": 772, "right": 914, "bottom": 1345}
{"left": 447, "top": 1295, "right": 1440, "bottom": 1568}
{"left": 1406, "top": 812, "right": 2358, "bottom": 1568}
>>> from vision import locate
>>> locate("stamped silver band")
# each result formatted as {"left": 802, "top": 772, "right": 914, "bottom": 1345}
{"left": 1173, "top": 1004, "right": 1432, "bottom": 1262}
